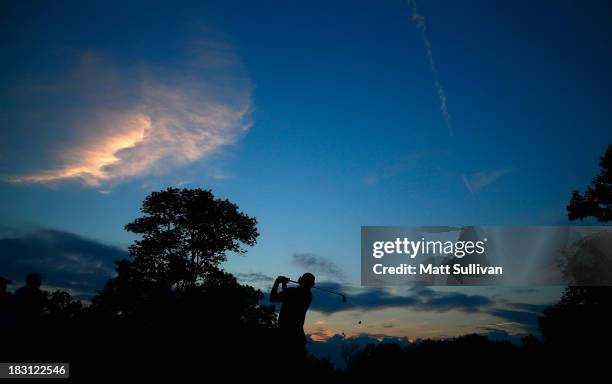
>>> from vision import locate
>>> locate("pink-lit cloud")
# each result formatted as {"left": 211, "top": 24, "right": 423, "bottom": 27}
{"left": 6, "top": 37, "right": 252, "bottom": 188}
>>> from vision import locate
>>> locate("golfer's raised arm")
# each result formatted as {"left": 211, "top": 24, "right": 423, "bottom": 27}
{"left": 270, "top": 276, "right": 287, "bottom": 303}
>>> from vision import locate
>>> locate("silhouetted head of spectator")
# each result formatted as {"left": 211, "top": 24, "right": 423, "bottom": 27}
{"left": 298, "top": 272, "right": 315, "bottom": 289}
{"left": 25, "top": 273, "right": 42, "bottom": 289}
{"left": 0, "top": 276, "right": 10, "bottom": 291}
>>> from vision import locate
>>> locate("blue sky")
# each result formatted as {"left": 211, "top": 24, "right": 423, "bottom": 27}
{"left": 1, "top": 0, "right": 611, "bottom": 340}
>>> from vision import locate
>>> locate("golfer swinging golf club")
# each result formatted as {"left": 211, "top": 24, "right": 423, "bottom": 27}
{"left": 270, "top": 273, "right": 316, "bottom": 356}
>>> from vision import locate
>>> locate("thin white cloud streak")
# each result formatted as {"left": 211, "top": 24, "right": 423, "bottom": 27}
{"left": 462, "top": 168, "right": 512, "bottom": 193}
{"left": 363, "top": 150, "right": 425, "bottom": 185}
{"left": 7, "top": 39, "right": 252, "bottom": 188}
{"left": 406, "top": 0, "right": 452, "bottom": 136}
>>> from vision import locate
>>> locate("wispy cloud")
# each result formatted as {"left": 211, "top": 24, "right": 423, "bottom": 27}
{"left": 309, "top": 283, "right": 494, "bottom": 315}
{"left": 5, "top": 34, "right": 252, "bottom": 188}
{"left": 485, "top": 308, "right": 540, "bottom": 331}
{"left": 406, "top": 0, "right": 452, "bottom": 135}
{"left": 292, "top": 253, "right": 346, "bottom": 281}
{"left": 462, "top": 168, "right": 512, "bottom": 193}
{"left": 305, "top": 283, "right": 545, "bottom": 334}
{"left": 235, "top": 272, "right": 274, "bottom": 284}
{"left": 363, "top": 150, "right": 425, "bottom": 186}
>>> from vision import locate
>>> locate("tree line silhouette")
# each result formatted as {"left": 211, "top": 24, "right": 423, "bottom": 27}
{"left": 1, "top": 145, "right": 611, "bottom": 380}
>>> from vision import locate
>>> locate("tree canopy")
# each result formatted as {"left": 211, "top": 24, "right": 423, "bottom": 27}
{"left": 539, "top": 144, "right": 612, "bottom": 349}
{"left": 124, "top": 187, "right": 258, "bottom": 290}
{"left": 567, "top": 144, "right": 612, "bottom": 222}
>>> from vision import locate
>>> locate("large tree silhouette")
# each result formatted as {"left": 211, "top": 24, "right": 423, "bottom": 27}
{"left": 539, "top": 144, "right": 612, "bottom": 351}
{"left": 124, "top": 187, "right": 258, "bottom": 290}
{"left": 92, "top": 188, "right": 261, "bottom": 315}
{"left": 84, "top": 188, "right": 284, "bottom": 377}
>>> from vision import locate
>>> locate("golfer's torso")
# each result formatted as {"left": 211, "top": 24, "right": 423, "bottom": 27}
{"left": 279, "top": 287, "right": 312, "bottom": 330}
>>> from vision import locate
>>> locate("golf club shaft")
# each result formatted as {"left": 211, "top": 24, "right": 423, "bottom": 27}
{"left": 288, "top": 279, "right": 345, "bottom": 298}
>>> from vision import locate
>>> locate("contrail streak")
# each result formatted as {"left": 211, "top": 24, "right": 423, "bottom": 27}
{"left": 406, "top": 0, "right": 452, "bottom": 136}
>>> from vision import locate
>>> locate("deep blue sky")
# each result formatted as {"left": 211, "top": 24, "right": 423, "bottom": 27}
{"left": 1, "top": 0, "right": 611, "bottom": 339}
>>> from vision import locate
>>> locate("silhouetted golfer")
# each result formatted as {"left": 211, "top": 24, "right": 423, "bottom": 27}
{"left": 0, "top": 276, "right": 10, "bottom": 300}
{"left": 0, "top": 276, "right": 11, "bottom": 317}
{"left": 270, "top": 273, "right": 315, "bottom": 358}
{"left": 12, "top": 273, "right": 46, "bottom": 325}
{"left": 0, "top": 276, "right": 11, "bottom": 341}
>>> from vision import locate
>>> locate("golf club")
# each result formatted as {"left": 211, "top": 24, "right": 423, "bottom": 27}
{"left": 288, "top": 279, "right": 347, "bottom": 303}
